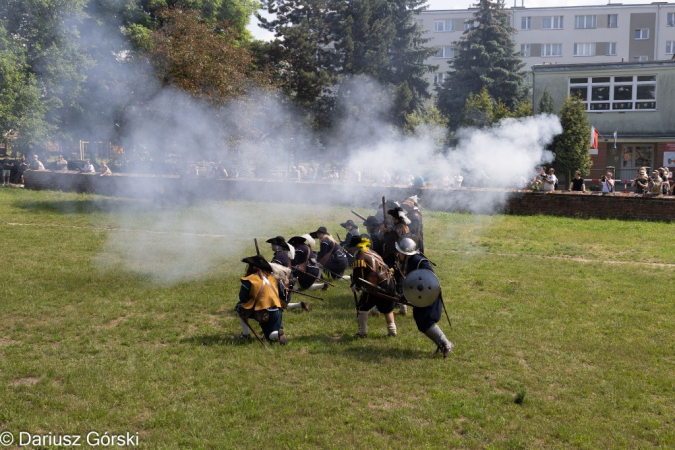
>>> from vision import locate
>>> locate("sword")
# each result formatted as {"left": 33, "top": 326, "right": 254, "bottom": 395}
{"left": 357, "top": 278, "right": 413, "bottom": 306}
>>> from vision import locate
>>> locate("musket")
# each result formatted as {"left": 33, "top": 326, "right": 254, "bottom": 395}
{"left": 236, "top": 309, "right": 267, "bottom": 348}
{"left": 357, "top": 278, "right": 413, "bottom": 306}
{"left": 439, "top": 290, "right": 452, "bottom": 328}
{"left": 382, "top": 196, "right": 388, "bottom": 228}
{"left": 289, "top": 290, "right": 324, "bottom": 301}
{"left": 254, "top": 238, "right": 260, "bottom": 256}
{"left": 292, "top": 266, "right": 336, "bottom": 287}
{"left": 350, "top": 275, "right": 359, "bottom": 315}
{"left": 351, "top": 210, "right": 367, "bottom": 221}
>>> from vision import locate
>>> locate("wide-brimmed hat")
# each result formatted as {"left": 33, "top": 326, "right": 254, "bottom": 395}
{"left": 346, "top": 235, "right": 370, "bottom": 248}
{"left": 287, "top": 236, "right": 307, "bottom": 247}
{"left": 241, "top": 255, "right": 273, "bottom": 273}
{"left": 387, "top": 207, "right": 407, "bottom": 218}
{"left": 309, "top": 226, "right": 328, "bottom": 238}
{"left": 362, "top": 216, "right": 380, "bottom": 227}
{"left": 340, "top": 220, "right": 356, "bottom": 229}
{"left": 266, "top": 236, "right": 289, "bottom": 250}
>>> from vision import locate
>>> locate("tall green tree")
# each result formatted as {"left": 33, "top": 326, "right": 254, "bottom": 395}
{"left": 538, "top": 88, "right": 555, "bottom": 114}
{"left": 551, "top": 95, "right": 592, "bottom": 181}
{"left": 436, "top": 0, "right": 526, "bottom": 129}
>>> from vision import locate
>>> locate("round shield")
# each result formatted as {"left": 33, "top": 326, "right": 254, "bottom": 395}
{"left": 403, "top": 269, "right": 441, "bottom": 307}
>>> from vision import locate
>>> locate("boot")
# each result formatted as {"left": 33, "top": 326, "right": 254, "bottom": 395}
{"left": 424, "top": 324, "right": 453, "bottom": 358}
{"left": 398, "top": 304, "right": 408, "bottom": 316}
{"left": 387, "top": 322, "right": 397, "bottom": 337}
{"left": 237, "top": 316, "right": 250, "bottom": 338}
{"left": 269, "top": 329, "right": 288, "bottom": 345}
{"left": 355, "top": 311, "right": 369, "bottom": 337}
{"left": 301, "top": 301, "right": 312, "bottom": 312}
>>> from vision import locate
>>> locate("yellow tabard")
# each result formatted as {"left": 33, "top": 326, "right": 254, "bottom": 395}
{"left": 240, "top": 273, "right": 282, "bottom": 310}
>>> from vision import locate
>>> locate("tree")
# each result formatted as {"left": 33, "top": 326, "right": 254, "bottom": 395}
{"left": 461, "top": 87, "right": 493, "bottom": 128}
{"left": 436, "top": 0, "right": 526, "bottom": 129}
{"left": 538, "top": 88, "right": 555, "bottom": 114}
{"left": 551, "top": 95, "right": 592, "bottom": 181}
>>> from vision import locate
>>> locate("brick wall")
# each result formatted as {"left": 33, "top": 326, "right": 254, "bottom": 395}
{"left": 24, "top": 170, "right": 675, "bottom": 221}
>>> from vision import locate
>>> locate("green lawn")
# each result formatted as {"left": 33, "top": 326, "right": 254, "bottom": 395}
{"left": 1, "top": 188, "right": 674, "bottom": 449}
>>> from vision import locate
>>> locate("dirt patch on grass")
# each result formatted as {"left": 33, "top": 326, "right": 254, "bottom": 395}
{"left": 11, "top": 377, "right": 40, "bottom": 387}
{"left": 93, "top": 316, "right": 127, "bottom": 330}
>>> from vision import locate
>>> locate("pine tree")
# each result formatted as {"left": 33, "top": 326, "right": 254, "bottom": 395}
{"left": 538, "top": 89, "right": 555, "bottom": 114}
{"left": 551, "top": 95, "right": 592, "bottom": 182}
{"left": 436, "top": 0, "right": 526, "bottom": 129}
{"left": 461, "top": 87, "right": 493, "bottom": 128}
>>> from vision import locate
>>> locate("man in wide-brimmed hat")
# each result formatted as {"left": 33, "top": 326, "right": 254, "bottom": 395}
{"left": 309, "top": 226, "right": 348, "bottom": 284}
{"left": 235, "top": 255, "right": 288, "bottom": 344}
{"left": 346, "top": 236, "right": 398, "bottom": 338}
{"left": 339, "top": 220, "right": 360, "bottom": 246}
{"left": 288, "top": 235, "right": 323, "bottom": 291}
{"left": 266, "top": 236, "right": 311, "bottom": 313}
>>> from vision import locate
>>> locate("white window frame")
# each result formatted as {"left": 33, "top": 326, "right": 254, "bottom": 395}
{"left": 543, "top": 16, "right": 564, "bottom": 30}
{"left": 521, "top": 17, "right": 531, "bottom": 30}
{"left": 574, "top": 43, "right": 596, "bottom": 57}
{"left": 542, "top": 43, "right": 562, "bottom": 57}
{"left": 575, "top": 15, "right": 597, "bottom": 29}
{"left": 569, "top": 75, "right": 657, "bottom": 112}
{"left": 608, "top": 14, "right": 618, "bottom": 28}
{"left": 606, "top": 42, "right": 617, "bottom": 56}
{"left": 666, "top": 41, "right": 675, "bottom": 55}
{"left": 633, "top": 56, "right": 648, "bottom": 62}
{"left": 434, "top": 72, "right": 446, "bottom": 86}
{"left": 635, "top": 29, "right": 649, "bottom": 40}
{"left": 435, "top": 46, "right": 455, "bottom": 59}
{"left": 667, "top": 12, "right": 675, "bottom": 27}
{"left": 434, "top": 20, "right": 454, "bottom": 32}
{"left": 464, "top": 20, "right": 478, "bottom": 31}
{"left": 520, "top": 44, "right": 531, "bottom": 58}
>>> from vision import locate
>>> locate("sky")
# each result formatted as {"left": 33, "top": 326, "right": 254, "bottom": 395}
{"left": 249, "top": 0, "right": 664, "bottom": 41}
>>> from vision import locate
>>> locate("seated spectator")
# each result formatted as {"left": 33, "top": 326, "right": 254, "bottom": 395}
{"left": 81, "top": 160, "right": 95, "bottom": 173}
{"left": 55, "top": 155, "right": 68, "bottom": 171}
{"left": 568, "top": 171, "right": 586, "bottom": 192}
{"left": 99, "top": 162, "right": 112, "bottom": 176}
{"left": 413, "top": 174, "right": 426, "bottom": 188}
{"left": 29, "top": 155, "right": 45, "bottom": 170}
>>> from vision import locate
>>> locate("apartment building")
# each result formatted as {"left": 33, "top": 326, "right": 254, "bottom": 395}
{"left": 418, "top": 2, "right": 675, "bottom": 87}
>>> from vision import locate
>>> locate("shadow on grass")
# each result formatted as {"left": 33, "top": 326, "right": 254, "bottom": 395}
{"left": 180, "top": 334, "right": 260, "bottom": 346}
{"left": 12, "top": 198, "right": 185, "bottom": 215}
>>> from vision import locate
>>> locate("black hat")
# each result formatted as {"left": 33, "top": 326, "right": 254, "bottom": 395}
{"left": 266, "top": 236, "right": 289, "bottom": 250}
{"left": 362, "top": 216, "right": 380, "bottom": 227}
{"left": 387, "top": 207, "right": 406, "bottom": 219}
{"left": 309, "top": 226, "right": 328, "bottom": 238}
{"left": 347, "top": 235, "right": 369, "bottom": 248}
{"left": 287, "top": 236, "right": 307, "bottom": 247}
{"left": 241, "top": 255, "right": 273, "bottom": 273}
{"left": 340, "top": 220, "right": 356, "bottom": 229}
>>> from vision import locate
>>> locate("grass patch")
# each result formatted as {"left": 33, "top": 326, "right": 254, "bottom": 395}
{"left": 1, "top": 188, "right": 674, "bottom": 449}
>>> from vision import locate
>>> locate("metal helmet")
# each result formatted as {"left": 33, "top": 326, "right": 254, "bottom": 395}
{"left": 403, "top": 269, "right": 441, "bottom": 307}
{"left": 395, "top": 237, "right": 417, "bottom": 256}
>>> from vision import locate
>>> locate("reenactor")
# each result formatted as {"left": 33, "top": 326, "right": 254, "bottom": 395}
{"left": 266, "top": 236, "right": 311, "bottom": 312}
{"left": 309, "top": 226, "right": 349, "bottom": 282}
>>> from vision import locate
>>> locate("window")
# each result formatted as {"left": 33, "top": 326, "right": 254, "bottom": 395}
{"left": 568, "top": 74, "right": 657, "bottom": 111}
{"left": 434, "top": 20, "right": 454, "bottom": 32}
{"left": 521, "top": 17, "right": 531, "bottom": 30}
{"left": 666, "top": 41, "right": 675, "bottom": 55}
{"left": 633, "top": 56, "right": 648, "bottom": 62}
{"left": 520, "top": 44, "right": 531, "bottom": 58}
{"left": 634, "top": 29, "right": 649, "bottom": 40}
{"left": 608, "top": 14, "right": 618, "bottom": 28}
{"left": 543, "top": 16, "right": 564, "bottom": 29}
{"left": 668, "top": 12, "right": 675, "bottom": 26}
{"left": 464, "top": 20, "right": 478, "bottom": 31}
{"left": 435, "top": 46, "right": 455, "bottom": 58}
{"left": 574, "top": 43, "right": 596, "bottom": 57}
{"left": 575, "top": 15, "right": 597, "bottom": 29}
{"left": 606, "top": 42, "right": 617, "bottom": 56}
{"left": 542, "top": 43, "right": 562, "bottom": 57}
{"left": 433, "top": 72, "right": 446, "bottom": 85}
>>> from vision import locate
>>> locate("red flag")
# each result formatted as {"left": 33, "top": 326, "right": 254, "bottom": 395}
{"left": 590, "top": 126, "right": 599, "bottom": 149}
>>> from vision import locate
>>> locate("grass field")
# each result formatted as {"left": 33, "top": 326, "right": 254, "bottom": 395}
{"left": 1, "top": 188, "right": 674, "bottom": 449}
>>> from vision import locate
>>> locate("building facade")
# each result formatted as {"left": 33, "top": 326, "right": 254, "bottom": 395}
{"left": 418, "top": 2, "right": 675, "bottom": 87}
{"left": 532, "top": 60, "right": 675, "bottom": 183}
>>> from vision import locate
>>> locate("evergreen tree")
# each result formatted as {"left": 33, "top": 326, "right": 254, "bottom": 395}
{"left": 461, "top": 87, "right": 493, "bottom": 128}
{"left": 538, "top": 88, "right": 555, "bottom": 114}
{"left": 436, "top": 0, "right": 526, "bottom": 129}
{"left": 551, "top": 95, "right": 592, "bottom": 181}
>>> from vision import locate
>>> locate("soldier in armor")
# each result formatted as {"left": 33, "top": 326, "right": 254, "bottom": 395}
{"left": 310, "top": 226, "right": 349, "bottom": 282}
{"left": 288, "top": 235, "right": 322, "bottom": 290}
{"left": 395, "top": 238, "right": 453, "bottom": 357}
{"left": 383, "top": 207, "right": 411, "bottom": 316}
{"left": 346, "top": 236, "right": 398, "bottom": 338}
{"left": 401, "top": 195, "right": 424, "bottom": 253}
{"left": 235, "top": 255, "right": 288, "bottom": 344}
{"left": 266, "top": 236, "right": 311, "bottom": 313}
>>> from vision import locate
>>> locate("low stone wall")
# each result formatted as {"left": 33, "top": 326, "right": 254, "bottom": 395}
{"left": 23, "top": 170, "right": 675, "bottom": 221}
